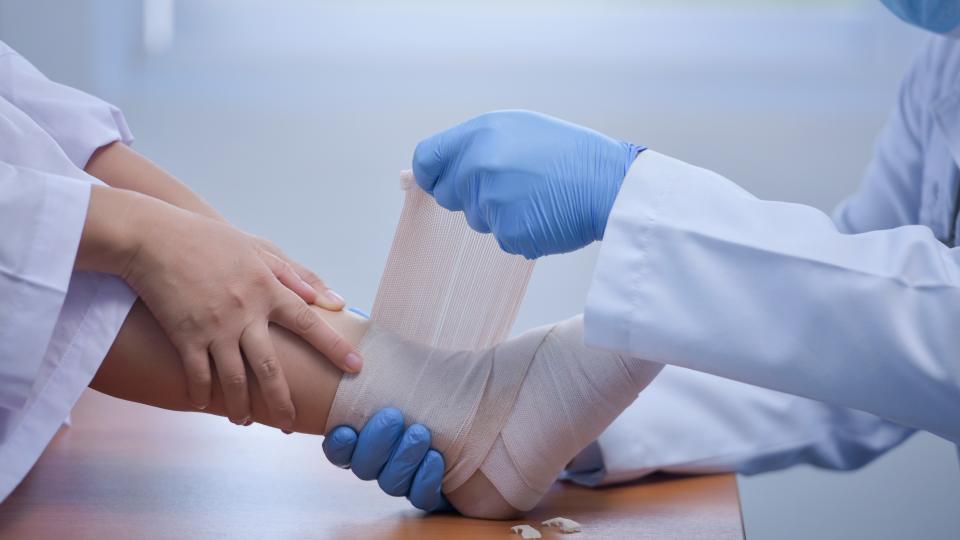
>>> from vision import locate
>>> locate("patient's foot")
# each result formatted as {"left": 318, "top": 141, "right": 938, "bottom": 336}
{"left": 324, "top": 315, "right": 662, "bottom": 519}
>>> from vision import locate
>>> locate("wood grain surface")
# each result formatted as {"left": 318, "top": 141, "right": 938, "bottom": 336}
{"left": 0, "top": 390, "right": 744, "bottom": 539}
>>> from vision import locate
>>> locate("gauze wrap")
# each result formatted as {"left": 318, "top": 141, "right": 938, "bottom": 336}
{"left": 326, "top": 170, "right": 537, "bottom": 493}
{"left": 371, "top": 170, "right": 534, "bottom": 350}
{"left": 325, "top": 171, "right": 663, "bottom": 515}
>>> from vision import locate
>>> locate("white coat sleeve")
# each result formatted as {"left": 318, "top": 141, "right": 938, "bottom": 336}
{"left": 0, "top": 40, "right": 133, "bottom": 169}
{"left": 585, "top": 145, "right": 960, "bottom": 443}
{"left": 0, "top": 70, "right": 136, "bottom": 501}
{"left": 0, "top": 162, "right": 91, "bottom": 412}
{"left": 573, "top": 45, "right": 933, "bottom": 484}
{"left": 567, "top": 367, "right": 913, "bottom": 486}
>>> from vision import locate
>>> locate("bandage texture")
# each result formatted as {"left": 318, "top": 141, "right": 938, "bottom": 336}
{"left": 326, "top": 171, "right": 663, "bottom": 517}
{"left": 370, "top": 170, "right": 534, "bottom": 350}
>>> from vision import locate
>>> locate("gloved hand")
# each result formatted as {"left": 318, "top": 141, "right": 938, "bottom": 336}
{"left": 412, "top": 110, "right": 644, "bottom": 259}
{"left": 323, "top": 408, "right": 453, "bottom": 513}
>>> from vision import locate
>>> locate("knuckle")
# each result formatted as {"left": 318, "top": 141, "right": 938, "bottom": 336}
{"left": 273, "top": 401, "right": 295, "bottom": 419}
{"left": 251, "top": 270, "right": 273, "bottom": 288}
{"left": 325, "top": 333, "right": 349, "bottom": 359}
{"left": 204, "top": 306, "right": 226, "bottom": 328}
{"left": 223, "top": 373, "right": 247, "bottom": 392}
{"left": 227, "top": 289, "right": 246, "bottom": 310}
{"left": 294, "top": 304, "right": 318, "bottom": 332}
{"left": 406, "top": 424, "right": 430, "bottom": 445}
{"left": 258, "top": 356, "right": 281, "bottom": 379}
{"left": 190, "top": 370, "right": 213, "bottom": 387}
{"left": 174, "top": 316, "right": 201, "bottom": 336}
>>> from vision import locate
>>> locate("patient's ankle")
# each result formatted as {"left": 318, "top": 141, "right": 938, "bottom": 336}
{"left": 310, "top": 306, "right": 370, "bottom": 348}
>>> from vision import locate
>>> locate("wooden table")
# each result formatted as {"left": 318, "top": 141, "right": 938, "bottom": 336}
{"left": 0, "top": 390, "right": 744, "bottom": 539}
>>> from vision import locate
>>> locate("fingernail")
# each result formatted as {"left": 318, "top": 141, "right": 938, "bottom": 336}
{"left": 324, "top": 289, "right": 345, "bottom": 305}
{"left": 282, "top": 429, "right": 293, "bottom": 435}
{"left": 281, "top": 419, "right": 295, "bottom": 431}
{"left": 194, "top": 402, "right": 208, "bottom": 411}
{"left": 345, "top": 352, "right": 362, "bottom": 372}
{"left": 243, "top": 419, "right": 254, "bottom": 426}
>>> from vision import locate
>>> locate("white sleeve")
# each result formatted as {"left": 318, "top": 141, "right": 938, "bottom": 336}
{"left": 566, "top": 367, "right": 914, "bottom": 486}
{"left": 0, "top": 161, "right": 91, "bottom": 412}
{"left": 584, "top": 148, "right": 960, "bottom": 444}
{"left": 0, "top": 91, "right": 136, "bottom": 502}
{"left": 0, "top": 40, "right": 133, "bottom": 169}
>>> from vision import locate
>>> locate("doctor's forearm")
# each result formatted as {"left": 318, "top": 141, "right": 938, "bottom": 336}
{"left": 85, "top": 141, "right": 226, "bottom": 223}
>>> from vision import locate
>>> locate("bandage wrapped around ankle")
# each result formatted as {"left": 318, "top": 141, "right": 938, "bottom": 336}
{"left": 326, "top": 316, "right": 661, "bottom": 513}
{"left": 325, "top": 171, "right": 662, "bottom": 515}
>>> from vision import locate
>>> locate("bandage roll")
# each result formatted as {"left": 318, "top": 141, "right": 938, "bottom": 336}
{"left": 371, "top": 170, "right": 535, "bottom": 350}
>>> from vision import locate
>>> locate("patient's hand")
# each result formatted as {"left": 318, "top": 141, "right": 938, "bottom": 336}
{"left": 80, "top": 186, "right": 363, "bottom": 429}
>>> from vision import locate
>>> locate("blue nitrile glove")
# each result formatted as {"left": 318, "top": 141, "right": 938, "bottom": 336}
{"left": 323, "top": 308, "right": 451, "bottom": 512}
{"left": 323, "top": 408, "right": 453, "bottom": 512}
{"left": 412, "top": 110, "right": 644, "bottom": 259}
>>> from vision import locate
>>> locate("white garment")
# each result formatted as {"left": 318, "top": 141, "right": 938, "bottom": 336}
{"left": 0, "top": 41, "right": 136, "bottom": 501}
{"left": 579, "top": 34, "right": 960, "bottom": 484}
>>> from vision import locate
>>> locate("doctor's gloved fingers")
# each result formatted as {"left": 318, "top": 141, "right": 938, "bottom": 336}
{"left": 378, "top": 424, "right": 432, "bottom": 497}
{"left": 323, "top": 426, "right": 359, "bottom": 468}
{"left": 209, "top": 341, "right": 252, "bottom": 425}
{"left": 181, "top": 347, "right": 213, "bottom": 410}
{"left": 240, "top": 324, "right": 296, "bottom": 431}
{"left": 272, "top": 289, "right": 362, "bottom": 374}
{"left": 412, "top": 124, "right": 469, "bottom": 195}
{"left": 351, "top": 408, "right": 406, "bottom": 481}
{"left": 409, "top": 450, "right": 453, "bottom": 513}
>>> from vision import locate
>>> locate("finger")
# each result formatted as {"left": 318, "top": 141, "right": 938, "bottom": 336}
{"left": 351, "top": 408, "right": 404, "bottom": 481}
{"left": 431, "top": 170, "right": 466, "bottom": 212}
{"left": 240, "top": 323, "right": 296, "bottom": 430}
{"left": 180, "top": 346, "right": 213, "bottom": 410}
{"left": 412, "top": 122, "right": 468, "bottom": 195}
{"left": 288, "top": 259, "right": 345, "bottom": 311}
{"left": 462, "top": 194, "right": 492, "bottom": 234}
{"left": 409, "top": 450, "right": 449, "bottom": 512}
{"left": 209, "top": 341, "right": 251, "bottom": 425}
{"left": 323, "top": 426, "right": 359, "bottom": 468}
{"left": 272, "top": 292, "right": 362, "bottom": 373}
{"left": 262, "top": 250, "right": 318, "bottom": 305}
{"left": 379, "top": 424, "right": 431, "bottom": 497}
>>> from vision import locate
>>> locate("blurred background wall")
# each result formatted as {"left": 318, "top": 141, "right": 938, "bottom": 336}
{"left": 2, "top": 0, "right": 958, "bottom": 537}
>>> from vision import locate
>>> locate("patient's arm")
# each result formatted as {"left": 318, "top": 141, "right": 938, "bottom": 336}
{"left": 86, "top": 141, "right": 227, "bottom": 222}
{"left": 91, "top": 300, "right": 366, "bottom": 435}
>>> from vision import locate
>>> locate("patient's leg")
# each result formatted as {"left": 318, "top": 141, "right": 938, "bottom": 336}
{"left": 92, "top": 300, "right": 363, "bottom": 435}
{"left": 93, "top": 301, "right": 662, "bottom": 519}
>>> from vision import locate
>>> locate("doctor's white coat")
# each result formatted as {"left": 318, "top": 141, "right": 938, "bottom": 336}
{"left": 579, "top": 35, "right": 960, "bottom": 484}
{"left": 0, "top": 41, "right": 136, "bottom": 501}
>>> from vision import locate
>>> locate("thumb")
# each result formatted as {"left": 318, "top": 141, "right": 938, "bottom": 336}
{"left": 411, "top": 124, "right": 466, "bottom": 195}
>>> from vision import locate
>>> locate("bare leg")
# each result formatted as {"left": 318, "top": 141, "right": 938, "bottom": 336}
{"left": 92, "top": 300, "right": 363, "bottom": 435}
{"left": 91, "top": 300, "right": 514, "bottom": 515}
